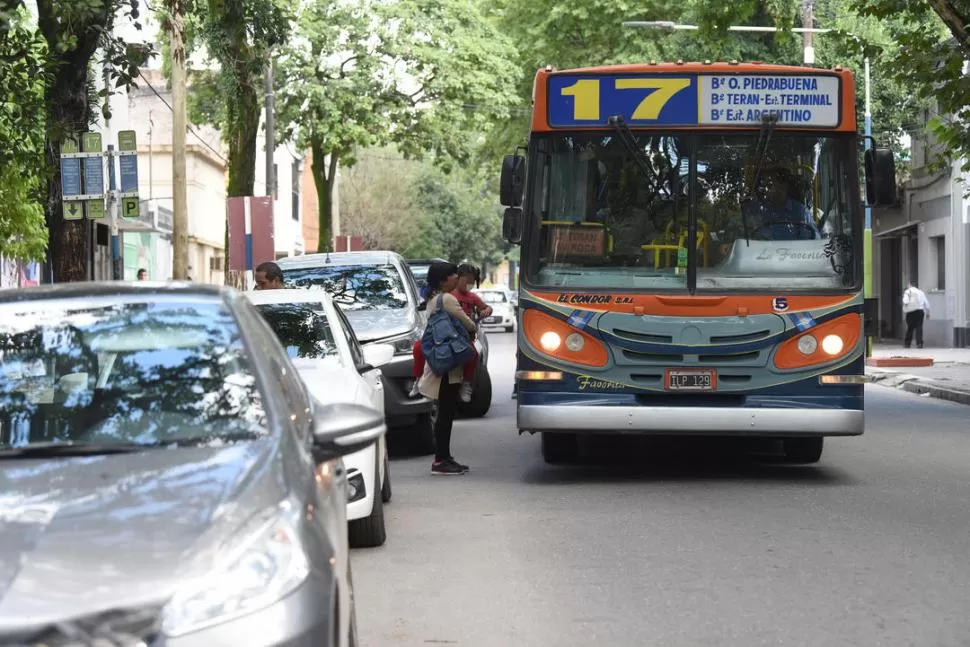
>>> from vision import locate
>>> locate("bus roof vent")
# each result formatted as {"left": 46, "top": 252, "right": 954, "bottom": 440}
{"left": 676, "top": 59, "right": 684, "bottom": 65}
{"left": 729, "top": 60, "right": 739, "bottom": 65}
{"left": 649, "top": 60, "right": 657, "bottom": 65}
{"left": 704, "top": 60, "right": 712, "bottom": 65}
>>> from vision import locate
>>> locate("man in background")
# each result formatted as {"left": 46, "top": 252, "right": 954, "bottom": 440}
{"left": 136, "top": 268, "right": 147, "bottom": 281}
{"left": 902, "top": 281, "right": 930, "bottom": 349}
{"left": 254, "top": 261, "right": 285, "bottom": 290}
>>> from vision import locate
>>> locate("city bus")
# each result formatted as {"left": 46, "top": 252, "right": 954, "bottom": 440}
{"left": 499, "top": 62, "right": 897, "bottom": 465}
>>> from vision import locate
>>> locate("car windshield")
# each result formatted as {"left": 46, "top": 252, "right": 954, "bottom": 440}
{"left": 256, "top": 302, "right": 339, "bottom": 360}
{"left": 0, "top": 297, "right": 266, "bottom": 450}
{"left": 477, "top": 291, "right": 508, "bottom": 304}
{"left": 282, "top": 264, "right": 408, "bottom": 311}
{"left": 527, "top": 131, "right": 859, "bottom": 292}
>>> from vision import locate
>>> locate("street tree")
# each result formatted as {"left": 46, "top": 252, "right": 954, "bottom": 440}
{"left": 184, "top": 0, "right": 292, "bottom": 197}
{"left": 0, "top": 4, "right": 47, "bottom": 261}
{"left": 337, "top": 149, "right": 421, "bottom": 252}
{"left": 848, "top": 0, "right": 970, "bottom": 172}
{"left": 275, "top": 0, "right": 518, "bottom": 253}
{"left": 7, "top": 0, "right": 149, "bottom": 282}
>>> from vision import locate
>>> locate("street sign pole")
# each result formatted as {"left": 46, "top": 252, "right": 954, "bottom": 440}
{"left": 107, "top": 143, "right": 122, "bottom": 280}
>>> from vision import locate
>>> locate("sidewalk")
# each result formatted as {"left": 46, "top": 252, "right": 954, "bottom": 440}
{"left": 866, "top": 344, "right": 970, "bottom": 406}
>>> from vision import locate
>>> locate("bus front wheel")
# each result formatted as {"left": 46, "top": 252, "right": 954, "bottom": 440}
{"left": 541, "top": 432, "right": 579, "bottom": 465}
{"left": 782, "top": 437, "right": 823, "bottom": 464}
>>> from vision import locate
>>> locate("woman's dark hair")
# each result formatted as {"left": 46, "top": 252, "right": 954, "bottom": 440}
{"left": 425, "top": 261, "right": 458, "bottom": 293}
{"left": 456, "top": 263, "right": 481, "bottom": 289}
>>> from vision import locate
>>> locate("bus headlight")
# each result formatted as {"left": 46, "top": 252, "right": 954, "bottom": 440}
{"left": 821, "top": 334, "right": 844, "bottom": 355}
{"left": 540, "top": 331, "right": 562, "bottom": 351}
{"left": 564, "top": 333, "right": 585, "bottom": 352}
{"left": 797, "top": 334, "right": 818, "bottom": 355}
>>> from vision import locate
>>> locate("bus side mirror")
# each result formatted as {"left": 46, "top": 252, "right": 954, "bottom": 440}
{"left": 864, "top": 147, "right": 897, "bottom": 206}
{"left": 503, "top": 207, "right": 523, "bottom": 244}
{"left": 500, "top": 155, "right": 525, "bottom": 207}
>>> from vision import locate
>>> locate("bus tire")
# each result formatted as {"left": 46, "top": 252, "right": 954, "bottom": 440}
{"left": 782, "top": 437, "right": 823, "bottom": 464}
{"left": 542, "top": 432, "right": 579, "bottom": 464}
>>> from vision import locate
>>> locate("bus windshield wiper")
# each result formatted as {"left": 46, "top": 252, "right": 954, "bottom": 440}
{"left": 0, "top": 441, "right": 158, "bottom": 459}
{"left": 607, "top": 115, "right": 669, "bottom": 210}
{"left": 741, "top": 112, "right": 780, "bottom": 246}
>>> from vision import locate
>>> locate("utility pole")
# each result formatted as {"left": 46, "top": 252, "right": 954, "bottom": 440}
{"left": 802, "top": 1, "right": 815, "bottom": 65}
{"left": 265, "top": 56, "right": 276, "bottom": 201}
{"left": 169, "top": 0, "right": 189, "bottom": 280}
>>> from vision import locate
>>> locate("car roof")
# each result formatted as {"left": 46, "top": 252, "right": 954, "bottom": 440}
{"left": 0, "top": 281, "right": 230, "bottom": 305}
{"left": 275, "top": 251, "right": 404, "bottom": 269}
{"left": 407, "top": 258, "right": 448, "bottom": 266}
{"left": 245, "top": 289, "right": 335, "bottom": 307}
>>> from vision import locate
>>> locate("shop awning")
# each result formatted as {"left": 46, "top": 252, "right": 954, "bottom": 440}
{"left": 875, "top": 220, "right": 920, "bottom": 237}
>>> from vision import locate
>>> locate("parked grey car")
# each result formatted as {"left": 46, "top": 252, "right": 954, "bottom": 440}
{"left": 0, "top": 282, "right": 378, "bottom": 646}
{"left": 276, "top": 252, "right": 439, "bottom": 453}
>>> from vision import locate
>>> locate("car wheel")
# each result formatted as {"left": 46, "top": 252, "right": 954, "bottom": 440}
{"left": 458, "top": 364, "right": 492, "bottom": 418}
{"left": 380, "top": 452, "right": 392, "bottom": 503}
{"left": 411, "top": 411, "right": 436, "bottom": 455}
{"left": 541, "top": 432, "right": 579, "bottom": 465}
{"left": 782, "top": 437, "right": 823, "bottom": 464}
{"left": 348, "top": 469, "right": 387, "bottom": 548}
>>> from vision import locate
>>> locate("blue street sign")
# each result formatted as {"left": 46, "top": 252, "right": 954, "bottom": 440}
{"left": 60, "top": 158, "right": 81, "bottom": 197}
{"left": 83, "top": 155, "right": 104, "bottom": 196}
{"left": 119, "top": 153, "right": 138, "bottom": 192}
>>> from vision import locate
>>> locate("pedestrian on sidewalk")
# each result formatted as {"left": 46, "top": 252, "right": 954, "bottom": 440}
{"left": 902, "top": 281, "right": 930, "bottom": 349}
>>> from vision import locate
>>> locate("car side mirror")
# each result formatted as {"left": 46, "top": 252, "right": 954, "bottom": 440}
{"left": 503, "top": 207, "right": 523, "bottom": 244}
{"left": 500, "top": 154, "right": 526, "bottom": 207}
{"left": 864, "top": 146, "right": 897, "bottom": 206}
{"left": 360, "top": 343, "right": 394, "bottom": 371}
{"left": 311, "top": 402, "right": 386, "bottom": 462}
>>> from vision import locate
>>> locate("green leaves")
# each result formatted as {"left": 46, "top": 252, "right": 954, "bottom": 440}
{"left": 0, "top": 5, "right": 48, "bottom": 260}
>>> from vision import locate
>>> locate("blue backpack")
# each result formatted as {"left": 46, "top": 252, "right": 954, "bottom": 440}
{"left": 421, "top": 294, "right": 475, "bottom": 376}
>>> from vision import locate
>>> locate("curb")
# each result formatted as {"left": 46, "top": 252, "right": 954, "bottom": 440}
{"left": 897, "top": 380, "right": 970, "bottom": 406}
{"left": 866, "top": 370, "right": 970, "bottom": 406}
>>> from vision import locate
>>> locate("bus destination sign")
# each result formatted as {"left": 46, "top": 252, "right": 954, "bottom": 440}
{"left": 547, "top": 73, "right": 841, "bottom": 129}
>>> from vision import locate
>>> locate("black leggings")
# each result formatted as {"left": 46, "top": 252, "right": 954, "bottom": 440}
{"left": 434, "top": 379, "right": 461, "bottom": 461}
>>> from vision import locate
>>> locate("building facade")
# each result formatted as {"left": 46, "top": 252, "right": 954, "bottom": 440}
{"left": 872, "top": 108, "right": 970, "bottom": 347}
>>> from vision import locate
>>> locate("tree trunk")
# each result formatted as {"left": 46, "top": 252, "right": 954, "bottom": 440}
{"left": 311, "top": 141, "right": 338, "bottom": 253}
{"left": 225, "top": 79, "right": 260, "bottom": 198}
{"left": 44, "top": 57, "right": 92, "bottom": 283}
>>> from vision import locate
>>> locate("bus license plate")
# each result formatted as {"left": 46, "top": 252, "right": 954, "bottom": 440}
{"left": 666, "top": 368, "right": 716, "bottom": 391}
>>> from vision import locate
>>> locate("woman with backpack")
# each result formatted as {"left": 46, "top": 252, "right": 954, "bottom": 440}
{"left": 416, "top": 261, "right": 477, "bottom": 475}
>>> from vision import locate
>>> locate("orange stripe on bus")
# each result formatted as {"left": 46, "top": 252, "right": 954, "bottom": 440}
{"left": 527, "top": 291, "right": 858, "bottom": 317}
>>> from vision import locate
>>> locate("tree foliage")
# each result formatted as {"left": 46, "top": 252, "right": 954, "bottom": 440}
{"left": 848, "top": 0, "right": 970, "bottom": 172}
{"left": 0, "top": 5, "right": 47, "bottom": 261}
{"left": 339, "top": 147, "right": 504, "bottom": 267}
{"left": 276, "top": 0, "right": 518, "bottom": 253}
{"left": 183, "top": 0, "right": 292, "bottom": 197}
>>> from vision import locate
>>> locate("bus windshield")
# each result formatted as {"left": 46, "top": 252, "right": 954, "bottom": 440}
{"left": 526, "top": 132, "right": 859, "bottom": 292}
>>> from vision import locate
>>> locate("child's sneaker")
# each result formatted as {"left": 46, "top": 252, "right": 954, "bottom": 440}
{"left": 459, "top": 381, "right": 473, "bottom": 402}
{"left": 431, "top": 460, "right": 465, "bottom": 475}
{"left": 408, "top": 380, "right": 421, "bottom": 398}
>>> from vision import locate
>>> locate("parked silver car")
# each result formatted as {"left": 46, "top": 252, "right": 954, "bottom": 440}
{"left": 0, "top": 282, "right": 377, "bottom": 646}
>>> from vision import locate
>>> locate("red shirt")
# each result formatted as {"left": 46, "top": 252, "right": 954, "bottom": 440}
{"left": 451, "top": 290, "right": 487, "bottom": 318}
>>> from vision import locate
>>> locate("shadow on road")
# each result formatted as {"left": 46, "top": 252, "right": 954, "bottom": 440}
{"left": 520, "top": 435, "right": 858, "bottom": 486}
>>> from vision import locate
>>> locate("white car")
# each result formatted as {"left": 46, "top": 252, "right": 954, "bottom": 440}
{"left": 247, "top": 289, "right": 394, "bottom": 548}
{"left": 474, "top": 287, "right": 517, "bottom": 332}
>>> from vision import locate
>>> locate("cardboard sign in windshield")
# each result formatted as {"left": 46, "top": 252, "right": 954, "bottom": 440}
{"left": 546, "top": 225, "right": 607, "bottom": 258}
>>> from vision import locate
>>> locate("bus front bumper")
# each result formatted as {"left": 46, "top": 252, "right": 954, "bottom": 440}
{"left": 518, "top": 405, "right": 863, "bottom": 437}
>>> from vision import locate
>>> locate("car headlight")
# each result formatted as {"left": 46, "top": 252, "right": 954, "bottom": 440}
{"left": 162, "top": 504, "right": 311, "bottom": 637}
{"left": 386, "top": 329, "right": 421, "bottom": 355}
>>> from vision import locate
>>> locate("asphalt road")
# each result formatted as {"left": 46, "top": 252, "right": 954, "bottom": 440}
{"left": 353, "top": 332, "right": 970, "bottom": 647}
